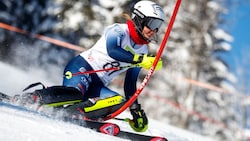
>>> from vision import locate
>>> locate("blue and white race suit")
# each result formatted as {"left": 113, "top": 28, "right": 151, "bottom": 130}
{"left": 63, "top": 23, "right": 148, "bottom": 102}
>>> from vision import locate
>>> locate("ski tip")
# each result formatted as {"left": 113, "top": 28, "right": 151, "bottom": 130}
{"left": 0, "top": 92, "right": 11, "bottom": 101}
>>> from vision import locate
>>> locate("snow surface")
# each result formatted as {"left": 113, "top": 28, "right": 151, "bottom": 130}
{"left": 0, "top": 61, "right": 214, "bottom": 141}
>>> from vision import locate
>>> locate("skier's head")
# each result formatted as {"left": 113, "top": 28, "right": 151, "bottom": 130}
{"left": 131, "top": 0, "right": 165, "bottom": 42}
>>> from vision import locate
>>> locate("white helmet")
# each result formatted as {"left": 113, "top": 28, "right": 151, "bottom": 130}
{"left": 132, "top": 0, "right": 165, "bottom": 34}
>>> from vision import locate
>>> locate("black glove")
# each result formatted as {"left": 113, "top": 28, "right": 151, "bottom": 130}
{"left": 129, "top": 104, "right": 148, "bottom": 132}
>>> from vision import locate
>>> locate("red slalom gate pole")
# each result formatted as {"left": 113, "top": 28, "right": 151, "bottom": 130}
{"left": 103, "top": 0, "right": 182, "bottom": 121}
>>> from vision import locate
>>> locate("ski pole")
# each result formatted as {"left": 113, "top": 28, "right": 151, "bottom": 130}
{"left": 64, "top": 64, "right": 139, "bottom": 79}
{"left": 114, "top": 117, "right": 131, "bottom": 122}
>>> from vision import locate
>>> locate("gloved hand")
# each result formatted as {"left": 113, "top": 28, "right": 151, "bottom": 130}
{"left": 133, "top": 54, "right": 162, "bottom": 70}
{"left": 129, "top": 104, "right": 148, "bottom": 132}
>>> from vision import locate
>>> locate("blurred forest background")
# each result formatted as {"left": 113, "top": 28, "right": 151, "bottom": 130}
{"left": 0, "top": 0, "right": 248, "bottom": 140}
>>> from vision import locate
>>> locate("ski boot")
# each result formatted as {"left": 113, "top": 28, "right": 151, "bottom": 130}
{"left": 65, "top": 95, "right": 126, "bottom": 120}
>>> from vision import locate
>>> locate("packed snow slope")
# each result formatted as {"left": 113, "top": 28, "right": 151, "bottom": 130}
{"left": 0, "top": 62, "right": 214, "bottom": 141}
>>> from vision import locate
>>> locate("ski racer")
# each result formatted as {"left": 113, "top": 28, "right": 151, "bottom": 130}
{"left": 15, "top": 0, "right": 165, "bottom": 132}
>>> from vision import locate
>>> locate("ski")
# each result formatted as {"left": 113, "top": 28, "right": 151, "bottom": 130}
{"left": 0, "top": 92, "right": 11, "bottom": 102}
{"left": 118, "top": 131, "right": 167, "bottom": 141}
{"left": 0, "top": 92, "right": 168, "bottom": 141}
{"left": 66, "top": 117, "right": 168, "bottom": 141}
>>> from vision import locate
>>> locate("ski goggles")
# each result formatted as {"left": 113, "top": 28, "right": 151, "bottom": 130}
{"left": 145, "top": 18, "right": 164, "bottom": 31}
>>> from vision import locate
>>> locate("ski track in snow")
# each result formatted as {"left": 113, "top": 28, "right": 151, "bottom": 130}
{"left": 0, "top": 62, "right": 214, "bottom": 141}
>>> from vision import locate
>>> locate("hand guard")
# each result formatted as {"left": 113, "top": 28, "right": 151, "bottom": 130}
{"left": 133, "top": 54, "right": 162, "bottom": 70}
{"left": 129, "top": 104, "right": 148, "bottom": 132}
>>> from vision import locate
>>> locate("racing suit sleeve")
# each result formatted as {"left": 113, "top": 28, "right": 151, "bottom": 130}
{"left": 124, "top": 67, "right": 141, "bottom": 104}
{"left": 105, "top": 25, "right": 135, "bottom": 63}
